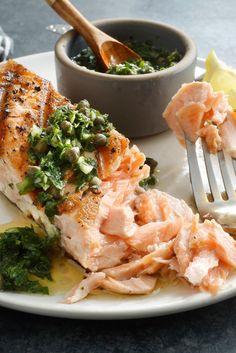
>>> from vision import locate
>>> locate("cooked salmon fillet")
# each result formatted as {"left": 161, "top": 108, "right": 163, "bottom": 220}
{"left": 1, "top": 60, "right": 236, "bottom": 302}
{"left": 0, "top": 60, "right": 136, "bottom": 271}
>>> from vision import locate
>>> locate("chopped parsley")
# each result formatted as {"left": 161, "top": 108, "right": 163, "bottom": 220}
{"left": 72, "top": 39, "right": 182, "bottom": 75}
{"left": 107, "top": 59, "right": 156, "bottom": 75}
{"left": 17, "top": 100, "right": 113, "bottom": 218}
{"left": 0, "top": 227, "right": 55, "bottom": 294}
{"left": 37, "top": 192, "right": 59, "bottom": 218}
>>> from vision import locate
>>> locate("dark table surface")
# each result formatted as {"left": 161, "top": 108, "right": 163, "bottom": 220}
{"left": 0, "top": 1, "right": 236, "bottom": 352}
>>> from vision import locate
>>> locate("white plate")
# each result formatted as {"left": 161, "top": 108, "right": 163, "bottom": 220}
{"left": 1, "top": 53, "right": 235, "bottom": 320}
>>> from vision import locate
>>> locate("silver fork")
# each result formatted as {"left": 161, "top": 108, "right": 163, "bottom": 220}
{"left": 185, "top": 133, "right": 236, "bottom": 234}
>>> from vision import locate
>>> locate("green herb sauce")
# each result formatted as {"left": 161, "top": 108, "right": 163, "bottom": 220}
{"left": 72, "top": 39, "right": 182, "bottom": 75}
{"left": 0, "top": 227, "right": 54, "bottom": 294}
{"left": 17, "top": 100, "right": 113, "bottom": 218}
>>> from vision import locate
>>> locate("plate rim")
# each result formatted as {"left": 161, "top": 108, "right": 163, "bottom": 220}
{"left": 1, "top": 283, "right": 236, "bottom": 320}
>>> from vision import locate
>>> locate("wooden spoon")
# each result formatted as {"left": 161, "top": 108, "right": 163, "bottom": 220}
{"left": 46, "top": 0, "right": 141, "bottom": 71}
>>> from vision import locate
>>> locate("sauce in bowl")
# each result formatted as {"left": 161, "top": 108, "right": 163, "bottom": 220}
{"left": 72, "top": 39, "right": 182, "bottom": 75}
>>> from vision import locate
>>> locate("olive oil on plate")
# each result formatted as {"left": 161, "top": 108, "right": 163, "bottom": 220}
{"left": 0, "top": 216, "right": 85, "bottom": 295}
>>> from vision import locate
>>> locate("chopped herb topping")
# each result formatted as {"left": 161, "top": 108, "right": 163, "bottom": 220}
{"left": 72, "top": 39, "right": 182, "bottom": 75}
{"left": 0, "top": 227, "right": 55, "bottom": 294}
{"left": 107, "top": 59, "right": 156, "bottom": 75}
{"left": 17, "top": 101, "right": 113, "bottom": 218}
{"left": 37, "top": 192, "right": 60, "bottom": 218}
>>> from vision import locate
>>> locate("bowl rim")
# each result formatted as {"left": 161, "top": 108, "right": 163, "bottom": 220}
{"left": 55, "top": 18, "right": 197, "bottom": 81}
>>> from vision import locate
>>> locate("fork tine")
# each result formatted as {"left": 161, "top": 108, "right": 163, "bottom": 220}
{"left": 232, "top": 159, "right": 236, "bottom": 173}
{"left": 218, "top": 150, "right": 236, "bottom": 199}
{"left": 185, "top": 135, "right": 208, "bottom": 208}
{"left": 185, "top": 134, "right": 236, "bottom": 228}
{"left": 201, "top": 140, "right": 222, "bottom": 201}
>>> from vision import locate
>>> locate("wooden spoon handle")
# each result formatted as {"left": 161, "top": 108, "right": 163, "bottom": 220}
{"left": 45, "top": 0, "right": 103, "bottom": 46}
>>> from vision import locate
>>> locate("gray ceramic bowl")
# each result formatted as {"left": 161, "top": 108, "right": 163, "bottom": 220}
{"left": 55, "top": 18, "right": 197, "bottom": 138}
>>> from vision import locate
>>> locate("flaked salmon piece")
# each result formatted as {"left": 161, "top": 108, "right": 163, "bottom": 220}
{"left": 219, "top": 111, "right": 236, "bottom": 158}
{"left": 56, "top": 191, "right": 130, "bottom": 271}
{"left": 135, "top": 189, "right": 194, "bottom": 225}
{"left": 177, "top": 102, "right": 205, "bottom": 143}
{"left": 99, "top": 145, "right": 150, "bottom": 210}
{"left": 198, "top": 123, "right": 222, "bottom": 153}
{"left": 211, "top": 91, "right": 231, "bottom": 125}
{"left": 173, "top": 224, "right": 193, "bottom": 274}
{"left": 190, "top": 219, "right": 236, "bottom": 268}
{"left": 103, "top": 241, "right": 174, "bottom": 280}
{"left": 90, "top": 129, "right": 131, "bottom": 182}
{"left": 94, "top": 190, "right": 119, "bottom": 227}
{"left": 101, "top": 145, "right": 150, "bottom": 195}
{"left": 64, "top": 273, "right": 157, "bottom": 302}
{"left": 168, "top": 257, "right": 180, "bottom": 273}
{"left": 101, "top": 205, "right": 137, "bottom": 238}
{"left": 134, "top": 190, "right": 168, "bottom": 224}
{"left": 95, "top": 179, "right": 137, "bottom": 228}
{"left": 200, "top": 265, "right": 229, "bottom": 294}
{"left": 163, "top": 82, "right": 212, "bottom": 144}
{"left": 184, "top": 250, "right": 219, "bottom": 286}
{"left": 118, "top": 145, "right": 146, "bottom": 177}
{"left": 64, "top": 272, "right": 106, "bottom": 304}
{"left": 100, "top": 179, "right": 138, "bottom": 209}
{"left": 101, "top": 275, "right": 157, "bottom": 295}
{"left": 163, "top": 81, "right": 230, "bottom": 147}
{"left": 127, "top": 220, "right": 182, "bottom": 252}
{"left": 173, "top": 215, "right": 199, "bottom": 274}
{"left": 97, "top": 129, "right": 129, "bottom": 180}
{"left": 163, "top": 82, "right": 211, "bottom": 145}
{"left": 173, "top": 217, "right": 236, "bottom": 292}
{"left": 58, "top": 214, "right": 130, "bottom": 272}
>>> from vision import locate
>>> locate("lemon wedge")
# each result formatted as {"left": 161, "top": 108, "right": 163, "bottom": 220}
{"left": 203, "top": 50, "right": 236, "bottom": 109}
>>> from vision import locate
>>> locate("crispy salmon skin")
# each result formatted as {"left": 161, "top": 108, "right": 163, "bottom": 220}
{"left": 0, "top": 60, "right": 69, "bottom": 176}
